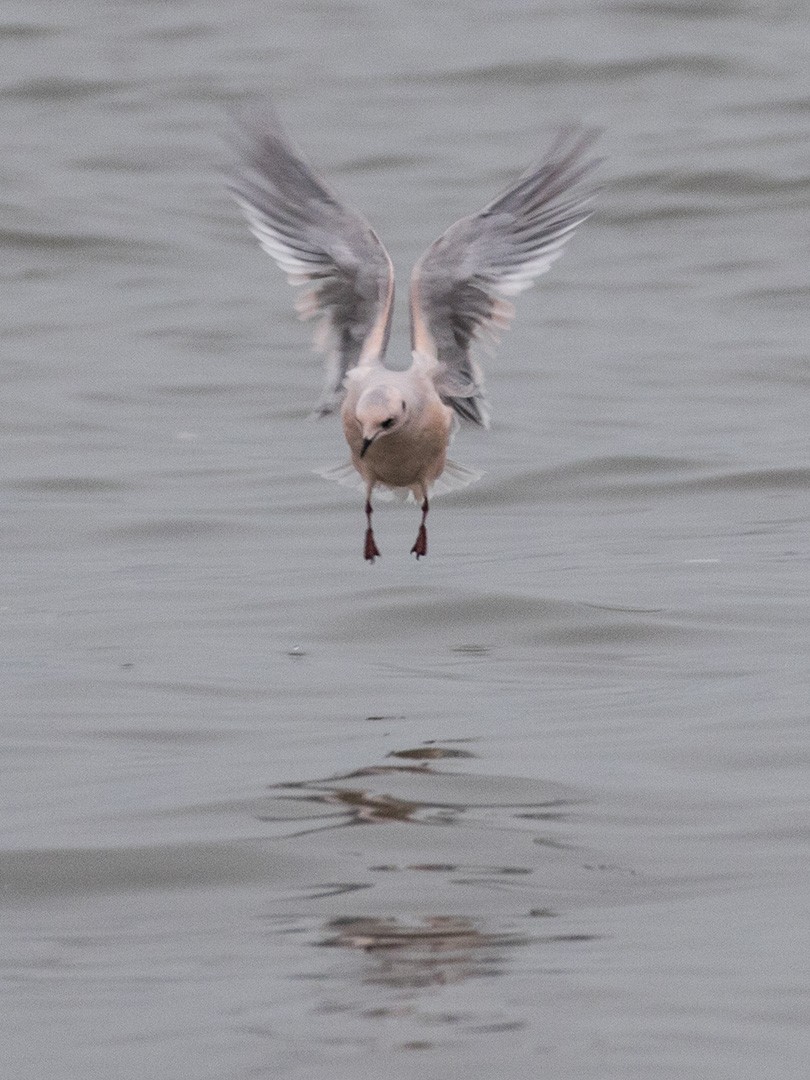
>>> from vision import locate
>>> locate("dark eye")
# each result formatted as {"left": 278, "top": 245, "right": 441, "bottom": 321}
{"left": 380, "top": 417, "right": 395, "bottom": 430}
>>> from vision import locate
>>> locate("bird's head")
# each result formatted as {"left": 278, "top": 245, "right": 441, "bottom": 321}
{"left": 356, "top": 385, "right": 408, "bottom": 457}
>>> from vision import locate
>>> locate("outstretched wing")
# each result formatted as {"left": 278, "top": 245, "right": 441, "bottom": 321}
{"left": 229, "top": 109, "right": 395, "bottom": 415}
{"left": 409, "top": 127, "right": 600, "bottom": 427}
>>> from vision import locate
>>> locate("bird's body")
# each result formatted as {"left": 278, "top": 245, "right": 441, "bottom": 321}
{"left": 230, "top": 110, "right": 599, "bottom": 560}
{"left": 342, "top": 359, "right": 453, "bottom": 494}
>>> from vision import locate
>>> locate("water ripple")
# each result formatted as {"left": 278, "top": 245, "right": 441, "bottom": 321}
{"left": 470, "top": 456, "right": 810, "bottom": 505}
{"left": 395, "top": 54, "right": 737, "bottom": 88}
{"left": 2, "top": 76, "right": 134, "bottom": 101}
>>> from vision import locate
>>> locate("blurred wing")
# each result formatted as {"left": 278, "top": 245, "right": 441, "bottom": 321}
{"left": 409, "top": 127, "right": 600, "bottom": 427}
{"left": 229, "top": 110, "right": 394, "bottom": 415}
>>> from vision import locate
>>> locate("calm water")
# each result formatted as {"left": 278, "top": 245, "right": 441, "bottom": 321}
{"left": 2, "top": 1, "right": 809, "bottom": 1078}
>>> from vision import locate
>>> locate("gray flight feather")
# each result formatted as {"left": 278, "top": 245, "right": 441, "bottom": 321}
{"left": 409, "top": 126, "right": 601, "bottom": 427}
{"left": 228, "top": 108, "right": 395, "bottom": 415}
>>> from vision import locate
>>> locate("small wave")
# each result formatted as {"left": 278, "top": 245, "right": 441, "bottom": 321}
{"left": 137, "top": 21, "right": 214, "bottom": 43}
{"left": 663, "top": 168, "right": 809, "bottom": 199}
{"left": 615, "top": 0, "right": 750, "bottom": 18}
{"left": 470, "top": 455, "right": 697, "bottom": 505}
{"left": 337, "top": 152, "right": 429, "bottom": 175}
{"left": 729, "top": 94, "right": 810, "bottom": 117}
{"left": 600, "top": 165, "right": 807, "bottom": 227}
{"left": 321, "top": 582, "right": 704, "bottom": 654}
{"left": 2, "top": 76, "right": 133, "bottom": 101}
{"left": 97, "top": 516, "right": 257, "bottom": 542}
{"left": 325, "top": 588, "right": 579, "bottom": 638}
{"left": 0, "top": 227, "right": 119, "bottom": 253}
{"left": 600, "top": 203, "right": 723, "bottom": 226}
{"left": 471, "top": 457, "right": 810, "bottom": 505}
{"left": 395, "top": 53, "right": 734, "bottom": 89}
{"left": 0, "top": 226, "right": 167, "bottom": 264}
{"left": 681, "top": 467, "right": 810, "bottom": 493}
{"left": 732, "top": 285, "right": 810, "bottom": 308}
{"left": 0, "top": 22, "right": 55, "bottom": 40}
{"left": 6, "top": 475, "right": 127, "bottom": 495}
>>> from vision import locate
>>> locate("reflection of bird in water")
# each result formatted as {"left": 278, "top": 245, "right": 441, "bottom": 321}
{"left": 323, "top": 786, "right": 421, "bottom": 824}
{"left": 260, "top": 762, "right": 572, "bottom": 841}
{"left": 321, "top": 916, "right": 526, "bottom": 989}
{"left": 230, "top": 110, "right": 600, "bottom": 560}
{"left": 260, "top": 765, "right": 462, "bottom": 839}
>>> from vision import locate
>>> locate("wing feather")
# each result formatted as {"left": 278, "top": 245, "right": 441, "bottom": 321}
{"left": 409, "top": 127, "right": 601, "bottom": 427}
{"left": 229, "top": 109, "right": 394, "bottom": 415}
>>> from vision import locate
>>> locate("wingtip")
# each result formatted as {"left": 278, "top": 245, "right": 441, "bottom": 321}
{"left": 450, "top": 395, "right": 491, "bottom": 428}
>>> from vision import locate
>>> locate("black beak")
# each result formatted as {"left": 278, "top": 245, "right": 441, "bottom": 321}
{"left": 360, "top": 437, "right": 373, "bottom": 458}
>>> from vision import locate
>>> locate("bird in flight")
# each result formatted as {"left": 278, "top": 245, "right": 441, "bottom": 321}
{"left": 230, "top": 111, "right": 599, "bottom": 562}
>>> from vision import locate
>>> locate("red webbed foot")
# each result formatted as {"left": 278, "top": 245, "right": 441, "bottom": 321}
{"left": 411, "top": 496, "right": 429, "bottom": 559}
{"left": 364, "top": 528, "right": 381, "bottom": 562}
{"left": 410, "top": 524, "right": 427, "bottom": 559}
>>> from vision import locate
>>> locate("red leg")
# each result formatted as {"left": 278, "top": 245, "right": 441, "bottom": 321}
{"left": 364, "top": 499, "right": 380, "bottom": 562}
{"left": 410, "top": 496, "right": 429, "bottom": 559}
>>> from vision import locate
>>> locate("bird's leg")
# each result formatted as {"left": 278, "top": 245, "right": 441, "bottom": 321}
{"left": 364, "top": 498, "right": 381, "bottom": 562}
{"left": 410, "top": 495, "right": 429, "bottom": 559}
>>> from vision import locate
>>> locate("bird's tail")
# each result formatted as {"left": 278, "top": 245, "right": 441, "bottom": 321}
{"left": 317, "top": 458, "right": 481, "bottom": 502}
{"left": 431, "top": 458, "right": 482, "bottom": 495}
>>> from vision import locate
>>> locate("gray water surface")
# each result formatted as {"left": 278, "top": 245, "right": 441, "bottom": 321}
{"left": 2, "top": 2, "right": 809, "bottom": 1078}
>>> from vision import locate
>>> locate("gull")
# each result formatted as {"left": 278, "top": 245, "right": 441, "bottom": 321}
{"left": 229, "top": 111, "right": 599, "bottom": 561}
